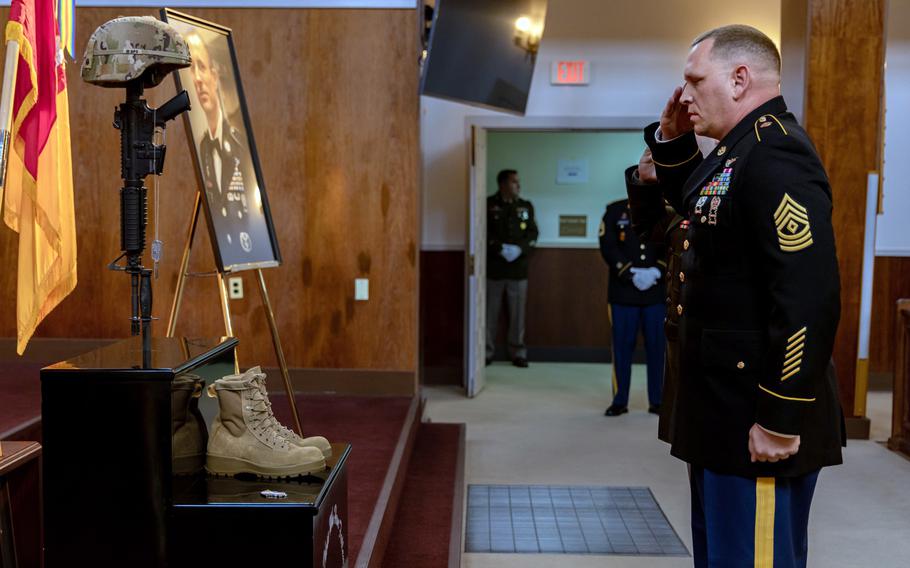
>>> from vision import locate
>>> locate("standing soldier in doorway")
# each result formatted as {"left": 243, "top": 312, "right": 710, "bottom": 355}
{"left": 598, "top": 193, "right": 666, "bottom": 417}
{"left": 487, "top": 169, "right": 538, "bottom": 368}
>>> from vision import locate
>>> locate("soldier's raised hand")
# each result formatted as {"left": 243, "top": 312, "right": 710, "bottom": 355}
{"left": 638, "top": 149, "right": 658, "bottom": 184}
{"left": 659, "top": 85, "right": 694, "bottom": 141}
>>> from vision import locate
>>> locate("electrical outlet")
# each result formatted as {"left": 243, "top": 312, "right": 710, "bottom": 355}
{"left": 355, "top": 278, "right": 369, "bottom": 301}
{"left": 228, "top": 277, "right": 244, "bottom": 300}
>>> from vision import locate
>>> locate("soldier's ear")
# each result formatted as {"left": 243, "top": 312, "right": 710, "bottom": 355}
{"left": 731, "top": 64, "right": 750, "bottom": 100}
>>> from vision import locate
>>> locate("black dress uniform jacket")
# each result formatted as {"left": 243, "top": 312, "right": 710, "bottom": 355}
{"left": 598, "top": 198, "right": 666, "bottom": 306}
{"left": 625, "top": 166, "right": 687, "bottom": 443}
{"left": 487, "top": 193, "right": 539, "bottom": 280}
{"left": 640, "top": 96, "right": 845, "bottom": 478}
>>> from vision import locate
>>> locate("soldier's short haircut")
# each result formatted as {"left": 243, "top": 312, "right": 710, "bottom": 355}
{"left": 692, "top": 25, "right": 780, "bottom": 76}
{"left": 497, "top": 169, "right": 517, "bottom": 186}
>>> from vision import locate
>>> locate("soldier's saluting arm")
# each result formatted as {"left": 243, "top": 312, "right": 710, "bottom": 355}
{"left": 644, "top": 123, "right": 703, "bottom": 216}
{"left": 739, "top": 129, "right": 841, "bottom": 436}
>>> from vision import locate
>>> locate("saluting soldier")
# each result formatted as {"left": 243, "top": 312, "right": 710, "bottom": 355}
{"left": 639, "top": 25, "right": 845, "bottom": 567}
{"left": 486, "top": 169, "right": 538, "bottom": 368}
{"left": 625, "top": 150, "right": 688, "bottom": 442}
{"left": 598, "top": 196, "right": 666, "bottom": 417}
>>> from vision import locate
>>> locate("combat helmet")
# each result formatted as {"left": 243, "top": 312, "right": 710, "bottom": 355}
{"left": 81, "top": 16, "right": 191, "bottom": 88}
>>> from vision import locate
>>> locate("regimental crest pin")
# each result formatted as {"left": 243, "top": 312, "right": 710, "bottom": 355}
{"left": 773, "top": 193, "right": 813, "bottom": 252}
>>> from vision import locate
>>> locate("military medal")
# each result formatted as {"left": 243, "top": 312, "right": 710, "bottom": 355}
{"left": 700, "top": 168, "right": 733, "bottom": 196}
{"left": 520, "top": 222, "right": 527, "bottom": 230}
{"left": 708, "top": 196, "right": 721, "bottom": 226}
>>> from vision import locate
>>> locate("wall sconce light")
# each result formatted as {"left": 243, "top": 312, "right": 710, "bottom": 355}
{"left": 514, "top": 15, "right": 543, "bottom": 56}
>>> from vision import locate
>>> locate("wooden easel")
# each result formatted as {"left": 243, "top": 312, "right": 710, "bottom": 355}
{"left": 165, "top": 190, "right": 302, "bottom": 436}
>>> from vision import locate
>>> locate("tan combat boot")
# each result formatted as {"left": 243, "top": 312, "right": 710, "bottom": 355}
{"left": 244, "top": 366, "right": 333, "bottom": 458}
{"left": 206, "top": 370, "right": 326, "bottom": 478}
{"left": 171, "top": 374, "right": 207, "bottom": 474}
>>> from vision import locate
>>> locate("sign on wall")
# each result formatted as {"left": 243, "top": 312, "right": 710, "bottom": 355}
{"left": 559, "top": 215, "right": 587, "bottom": 237}
{"left": 550, "top": 60, "right": 590, "bottom": 85}
{"left": 556, "top": 158, "right": 589, "bottom": 184}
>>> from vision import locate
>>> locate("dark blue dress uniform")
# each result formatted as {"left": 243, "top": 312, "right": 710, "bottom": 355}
{"left": 598, "top": 199, "right": 666, "bottom": 410}
{"left": 637, "top": 96, "right": 845, "bottom": 567}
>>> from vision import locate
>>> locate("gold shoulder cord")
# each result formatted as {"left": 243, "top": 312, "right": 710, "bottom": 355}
{"left": 754, "top": 114, "right": 789, "bottom": 142}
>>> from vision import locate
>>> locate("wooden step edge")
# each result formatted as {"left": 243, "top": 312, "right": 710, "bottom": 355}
{"left": 448, "top": 423, "right": 466, "bottom": 568}
{"left": 356, "top": 396, "right": 423, "bottom": 568}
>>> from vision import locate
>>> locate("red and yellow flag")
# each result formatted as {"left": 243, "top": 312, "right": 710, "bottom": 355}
{"left": 3, "top": 0, "right": 76, "bottom": 354}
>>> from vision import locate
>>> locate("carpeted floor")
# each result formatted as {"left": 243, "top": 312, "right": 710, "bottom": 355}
{"left": 0, "top": 343, "right": 415, "bottom": 565}
{"left": 382, "top": 422, "right": 463, "bottom": 568}
{"left": 270, "top": 393, "right": 413, "bottom": 563}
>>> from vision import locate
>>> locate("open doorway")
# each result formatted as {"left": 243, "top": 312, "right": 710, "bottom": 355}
{"left": 463, "top": 116, "right": 652, "bottom": 397}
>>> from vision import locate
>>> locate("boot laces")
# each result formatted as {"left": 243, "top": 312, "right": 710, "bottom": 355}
{"left": 251, "top": 373, "right": 304, "bottom": 442}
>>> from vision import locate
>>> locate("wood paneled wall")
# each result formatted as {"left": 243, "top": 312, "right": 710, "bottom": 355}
{"left": 871, "top": 257, "right": 910, "bottom": 375}
{"left": 421, "top": 248, "right": 907, "bottom": 387}
{"left": 803, "top": 0, "right": 886, "bottom": 416}
{"left": 0, "top": 7, "right": 419, "bottom": 379}
{"left": 524, "top": 248, "right": 611, "bottom": 350}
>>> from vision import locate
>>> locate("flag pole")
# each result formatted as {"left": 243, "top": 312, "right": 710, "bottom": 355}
{"left": 0, "top": 37, "right": 16, "bottom": 455}
{"left": 0, "top": 38, "right": 20, "bottom": 212}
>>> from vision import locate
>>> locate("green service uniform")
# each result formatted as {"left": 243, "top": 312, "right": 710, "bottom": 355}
{"left": 486, "top": 192, "right": 538, "bottom": 361}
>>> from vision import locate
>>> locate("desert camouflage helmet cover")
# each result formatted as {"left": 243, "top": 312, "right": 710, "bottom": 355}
{"left": 81, "top": 16, "right": 191, "bottom": 88}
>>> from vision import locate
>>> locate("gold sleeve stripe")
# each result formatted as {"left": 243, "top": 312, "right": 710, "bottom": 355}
{"left": 787, "top": 327, "right": 808, "bottom": 343}
{"left": 781, "top": 367, "right": 801, "bottom": 382}
{"left": 759, "top": 384, "right": 816, "bottom": 402}
{"left": 785, "top": 341, "right": 806, "bottom": 360}
{"left": 774, "top": 194, "right": 813, "bottom": 252}
{"left": 783, "top": 350, "right": 804, "bottom": 368}
{"left": 787, "top": 335, "right": 806, "bottom": 357}
{"left": 651, "top": 147, "right": 701, "bottom": 168}
{"left": 618, "top": 263, "right": 632, "bottom": 275}
{"left": 657, "top": 260, "right": 667, "bottom": 267}
{"left": 781, "top": 326, "right": 807, "bottom": 381}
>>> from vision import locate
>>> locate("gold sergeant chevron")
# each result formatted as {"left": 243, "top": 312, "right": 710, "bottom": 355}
{"left": 774, "top": 193, "right": 814, "bottom": 252}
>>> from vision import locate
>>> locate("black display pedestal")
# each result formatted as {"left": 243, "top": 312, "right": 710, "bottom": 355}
{"left": 41, "top": 337, "right": 352, "bottom": 568}
{"left": 171, "top": 443, "right": 351, "bottom": 568}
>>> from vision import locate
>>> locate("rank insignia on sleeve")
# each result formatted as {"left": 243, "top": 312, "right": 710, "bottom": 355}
{"left": 773, "top": 193, "right": 813, "bottom": 252}
{"left": 781, "top": 326, "right": 806, "bottom": 381}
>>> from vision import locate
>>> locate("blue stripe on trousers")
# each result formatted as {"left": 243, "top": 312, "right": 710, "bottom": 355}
{"left": 690, "top": 466, "right": 820, "bottom": 568}
{"left": 609, "top": 302, "right": 665, "bottom": 406}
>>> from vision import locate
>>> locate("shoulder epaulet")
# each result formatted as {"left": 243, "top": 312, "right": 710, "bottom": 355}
{"left": 605, "top": 198, "right": 628, "bottom": 210}
{"left": 754, "top": 114, "right": 788, "bottom": 142}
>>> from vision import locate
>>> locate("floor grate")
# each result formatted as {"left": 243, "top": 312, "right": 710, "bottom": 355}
{"left": 465, "top": 485, "right": 689, "bottom": 556}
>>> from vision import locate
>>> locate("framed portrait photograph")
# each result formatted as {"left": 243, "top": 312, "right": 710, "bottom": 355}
{"left": 161, "top": 9, "right": 281, "bottom": 273}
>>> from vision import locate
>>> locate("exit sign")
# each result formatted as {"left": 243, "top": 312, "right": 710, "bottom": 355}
{"left": 551, "top": 60, "right": 590, "bottom": 85}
